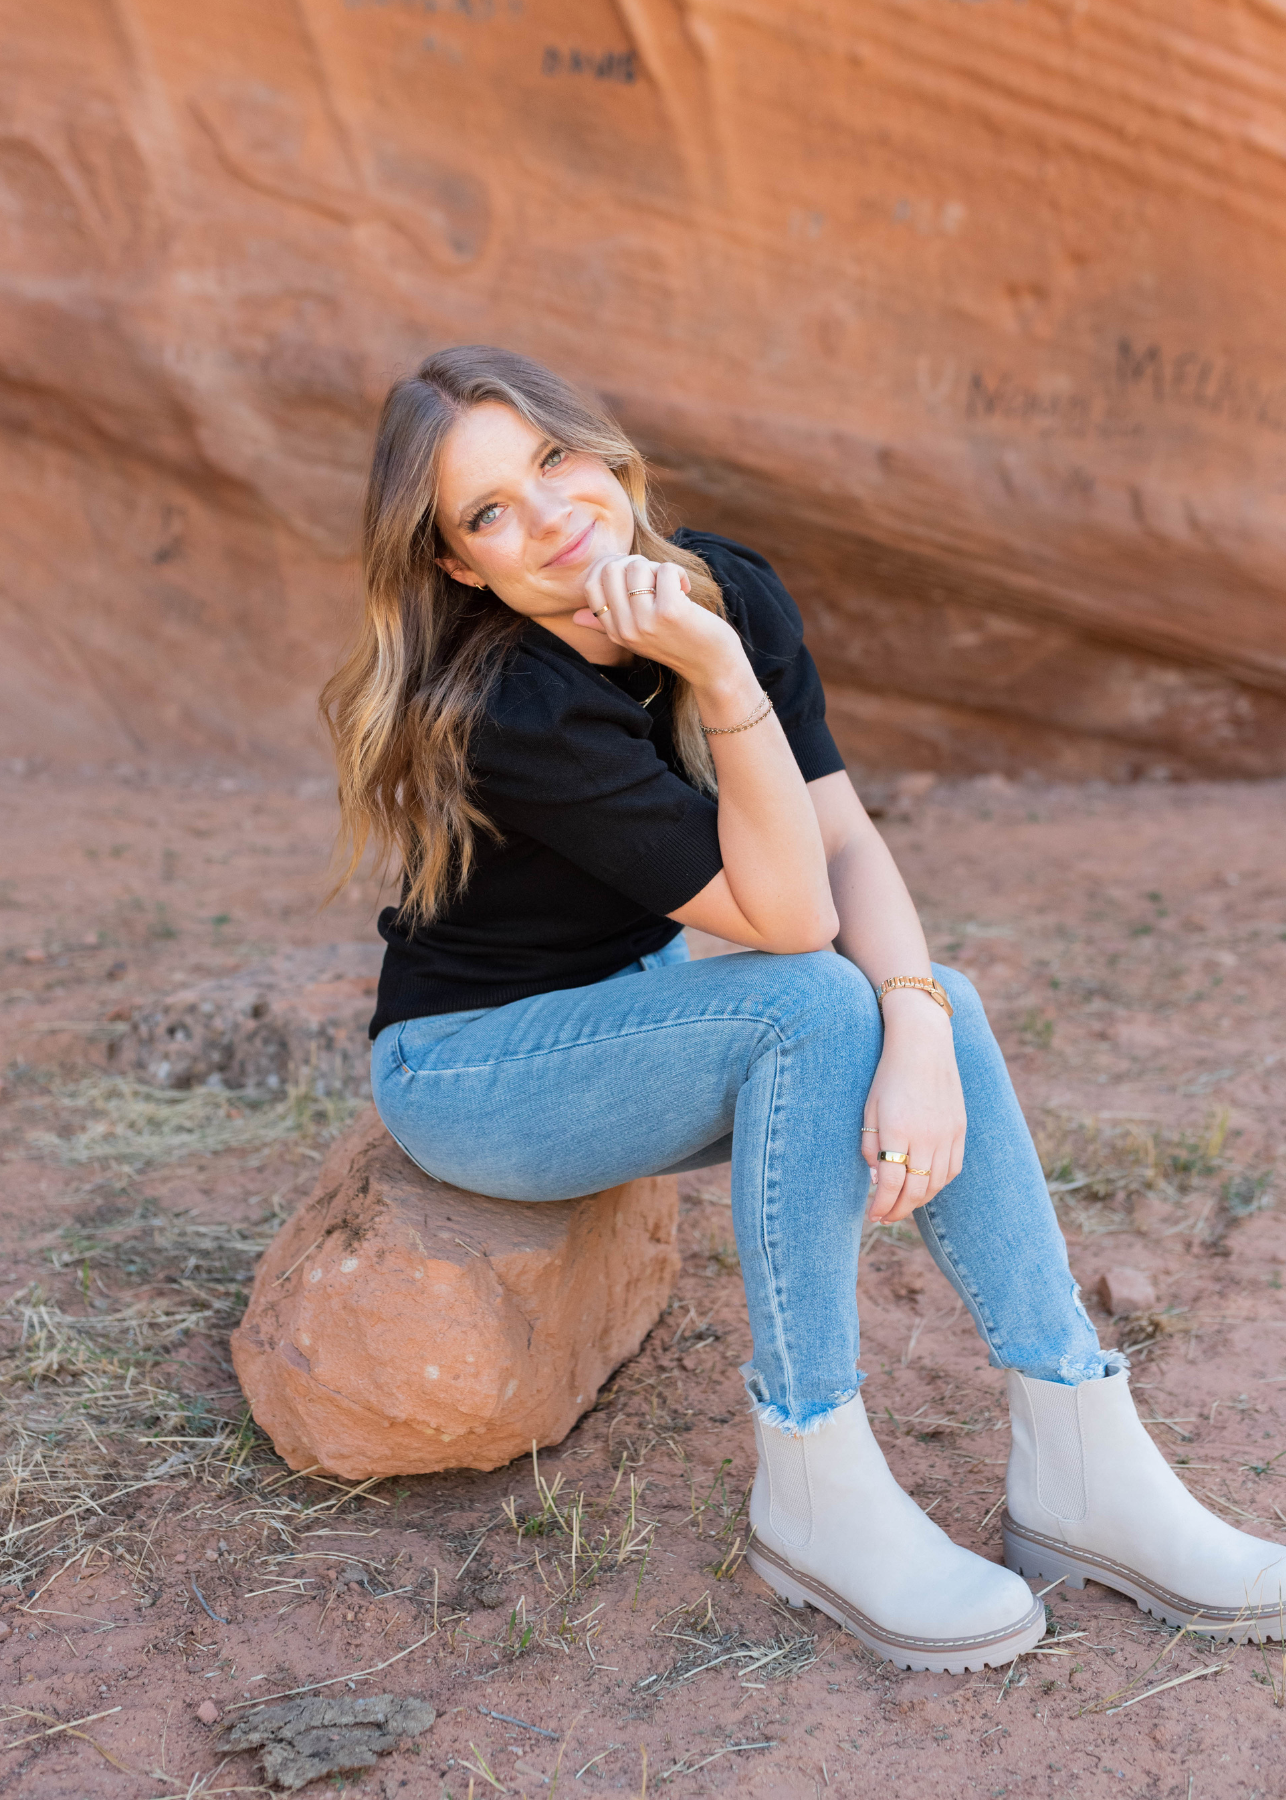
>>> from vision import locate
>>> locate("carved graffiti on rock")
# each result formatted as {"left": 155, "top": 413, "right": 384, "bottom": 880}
{"left": 541, "top": 47, "right": 637, "bottom": 82}
{"left": 959, "top": 338, "right": 1286, "bottom": 439}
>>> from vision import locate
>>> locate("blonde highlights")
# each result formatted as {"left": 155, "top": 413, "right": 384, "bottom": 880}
{"left": 320, "top": 345, "right": 725, "bottom": 925}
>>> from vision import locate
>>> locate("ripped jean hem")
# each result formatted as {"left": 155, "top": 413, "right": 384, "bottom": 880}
{"left": 743, "top": 1363, "right": 861, "bottom": 1437}
{"left": 1056, "top": 1346, "right": 1130, "bottom": 1383}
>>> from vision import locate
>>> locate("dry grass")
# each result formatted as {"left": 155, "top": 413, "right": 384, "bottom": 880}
{"left": 638, "top": 1591, "right": 820, "bottom": 1697}
{"left": 0, "top": 1201, "right": 304, "bottom": 1592}
{"left": 19, "top": 1074, "right": 363, "bottom": 1169}
{"left": 1036, "top": 1109, "right": 1275, "bottom": 1244}
{"left": 489, "top": 1447, "right": 660, "bottom": 1661}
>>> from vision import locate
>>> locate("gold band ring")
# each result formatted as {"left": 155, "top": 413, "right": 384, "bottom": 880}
{"left": 627, "top": 585, "right": 656, "bottom": 597}
{"left": 592, "top": 604, "right": 610, "bottom": 617}
{"left": 908, "top": 1165, "right": 931, "bottom": 1178}
{"left": 877, "top": 1149, "right": 909, "bottom": 1165}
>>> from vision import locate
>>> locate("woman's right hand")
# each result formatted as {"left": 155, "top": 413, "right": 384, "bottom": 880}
{"left": 573, "top": 554, "right": 753, "bottom": 706}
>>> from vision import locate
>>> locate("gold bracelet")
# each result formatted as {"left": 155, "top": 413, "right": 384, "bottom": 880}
{"left": 700, "top": 692, "right": 774, "bottom": 736}
{"left": 876, "top": 975, "right": 954, "bottom": 1019}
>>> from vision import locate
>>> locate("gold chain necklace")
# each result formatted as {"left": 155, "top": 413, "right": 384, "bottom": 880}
{"left": 601, "top": 662, "right": 664, "bottom": 708}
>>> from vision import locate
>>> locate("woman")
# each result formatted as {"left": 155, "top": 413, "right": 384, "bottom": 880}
{"left": 323, "top": 345, "right": 1283, "bottom": 1675}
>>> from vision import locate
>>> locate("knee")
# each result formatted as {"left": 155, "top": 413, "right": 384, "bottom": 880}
{"left": 773, "top": 949, "right": 881, "bottom": 1038}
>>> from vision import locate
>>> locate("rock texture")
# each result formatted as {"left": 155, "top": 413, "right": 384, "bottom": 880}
{"left": 6, "top": 3, "right": 1286, "bottom": 779}
{"left": 121, "top": 943, "right": 380, "bottom": 1095}
{"left": 1097, "top": 1267, "right": 1159, "bottom": 1317}
{"left": 219, "top": 1696, "right": 436, "bottom": 1792}
{"left": 231, "top": 1109, "right": 679, "bottom": 1477}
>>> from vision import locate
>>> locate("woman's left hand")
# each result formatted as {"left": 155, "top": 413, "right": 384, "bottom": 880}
{"left": 862, "top": 1000, "right": 966, "bottom": 1223}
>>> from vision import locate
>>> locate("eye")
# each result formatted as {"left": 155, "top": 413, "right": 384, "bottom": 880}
{"left": 542, "top": 447, "right": 568, "bottom": 471}
{"left": 466, "top": 501, "right": 502, "bottom": 532}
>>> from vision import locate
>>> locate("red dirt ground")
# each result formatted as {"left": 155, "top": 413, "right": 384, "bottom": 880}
{"left": 1, "top": 764, "right": 1283, "bottom": 1799}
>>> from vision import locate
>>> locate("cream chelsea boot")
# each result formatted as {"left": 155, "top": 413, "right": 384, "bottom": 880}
{"left": 746, "top": 1389, "right": 1045, "bottom": 1673}
{"left": 1004, "top": 1369, "right": 1286, "bottom": 1639}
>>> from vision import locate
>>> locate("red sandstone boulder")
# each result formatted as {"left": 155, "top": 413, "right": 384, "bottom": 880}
{"left": 231, "top": 1109, "right": 679, "bottom": 1477}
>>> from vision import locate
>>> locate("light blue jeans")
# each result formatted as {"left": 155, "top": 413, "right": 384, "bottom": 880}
{"left": 371, "top": 940, "right": 1117, "bottom": 1434}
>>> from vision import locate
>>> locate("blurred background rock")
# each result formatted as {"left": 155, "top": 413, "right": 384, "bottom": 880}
{"left": 4, "top": 0, "right": 1285, "bottom": 783}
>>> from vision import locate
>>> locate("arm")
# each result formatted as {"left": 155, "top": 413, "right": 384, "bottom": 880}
{"left": 808, "top": 769, "right": 966, "bottom": 1224}
{"left": 577, "top": 556, "right": 838, "bottom": 955}
{"left": 666, "top": 681, "right": 839, "bottom": 952}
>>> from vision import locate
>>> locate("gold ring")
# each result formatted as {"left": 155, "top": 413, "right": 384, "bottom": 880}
{"left": 877, "top": 1150, "right": 909, "bottom": 1165}
{"left": 592, "top": 604, "right": 610, "bottom": 617}
{"left": 627, "top": 585, "right": 656, "bottom": 597}
{"left": 908, "top": 1165, "right": 931, "bottom": 1178}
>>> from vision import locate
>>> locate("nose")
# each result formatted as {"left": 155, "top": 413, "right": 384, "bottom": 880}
{"left": 526, "top": 480, "right": 570, "bottom": 536}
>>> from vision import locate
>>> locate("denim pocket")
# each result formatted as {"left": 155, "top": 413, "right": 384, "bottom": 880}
{"left": 389, "top": 1008, "right": 492, "bottom": 1077}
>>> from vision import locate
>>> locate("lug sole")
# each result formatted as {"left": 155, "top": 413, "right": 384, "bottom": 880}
{"left": 747, "top": 1542, "right": 1046, "bottom": 1675}
{"left": 1002, "top": 1512, "right": 1286, "bottom": 1641}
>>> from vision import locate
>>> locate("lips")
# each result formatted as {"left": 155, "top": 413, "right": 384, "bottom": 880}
{"left": 544, "top": 520, "right": 594, "bottom": 568}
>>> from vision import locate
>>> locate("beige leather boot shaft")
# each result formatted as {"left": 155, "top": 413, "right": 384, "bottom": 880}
{"left": 1004, "top": 1368, "right": 1286, "bottom": 1639}
{"left": 747, "top": 1390, "right": 1044, "bottom": 1674}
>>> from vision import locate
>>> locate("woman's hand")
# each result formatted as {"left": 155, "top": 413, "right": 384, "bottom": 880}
{"left": 573, "top": 553, "right": 746, "bottom": 695}
{"left": 862, "top": 997, "right": 966, "bottom": 1223}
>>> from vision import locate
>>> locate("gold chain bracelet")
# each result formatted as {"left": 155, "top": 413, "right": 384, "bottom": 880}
{"left": 875, "top": 975, "right": 954, "bottom": 1018}
{"left": 701, "top": 692, "right": 774, "bottom": 736}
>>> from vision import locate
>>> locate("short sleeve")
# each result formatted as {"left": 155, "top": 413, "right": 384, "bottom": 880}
{"left": 672, "top": 529, "right": 846, "bottom": 782}
{"left": 473, "top": 652, "right": 724, "bottom": 916}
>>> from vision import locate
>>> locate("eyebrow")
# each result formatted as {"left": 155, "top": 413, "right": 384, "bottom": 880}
{"left": 453, "top": 435, "right": 557, "bottom": 527}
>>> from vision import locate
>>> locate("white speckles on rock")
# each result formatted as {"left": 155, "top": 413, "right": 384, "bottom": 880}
{"left": 309, "top": 1267, "right": 323, "bottom": 1282}
{"left": 425, "top": 1365, "right": 440, "bottom": 1381}
{"left": 340, "top": 1257, "right": 359, "bottom": 1273}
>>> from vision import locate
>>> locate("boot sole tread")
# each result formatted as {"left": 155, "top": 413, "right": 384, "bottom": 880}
{"left": 747, "top": 1541, "right": 1046, "bottom": 1674}
{"left": 1002, "top": 1511, "right": 1286, "bottom": 1639}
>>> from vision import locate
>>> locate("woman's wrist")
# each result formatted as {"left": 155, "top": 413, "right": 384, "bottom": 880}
{"left": 690, "top": 651, "right": 764, "bottom": 730}
{"left": 879, "top": 984, "right": 955, "bottom": 1036}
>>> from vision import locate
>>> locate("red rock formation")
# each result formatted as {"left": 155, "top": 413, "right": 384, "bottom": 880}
{"left": 231, "top": 1108, "right": 679, "bottom": 1477}
{"left": 4, "top": 1, "right": 1285, "bottom": 778}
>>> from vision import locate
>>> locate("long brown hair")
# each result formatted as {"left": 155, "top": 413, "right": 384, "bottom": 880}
{"left": 320, "top": 345, "right": 725, "bottom": 925}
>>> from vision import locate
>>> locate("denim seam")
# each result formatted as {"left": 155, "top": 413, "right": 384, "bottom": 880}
{"left": 915, "top": 1201, "right": 1007, "bottom": 1365}
{"left": 380, "top": 1114, "right": 438, "bottom": 1182}
{"left": 392, "top": 1008, "right": 793, "bottom": 1078}
{"left": 754, "top": 1027, "right": 796, "bottom": 1427}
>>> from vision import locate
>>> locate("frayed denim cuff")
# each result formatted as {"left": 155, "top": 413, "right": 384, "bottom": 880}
{"left": 740, "top": 1361, "right": 861, "bottom": 1438}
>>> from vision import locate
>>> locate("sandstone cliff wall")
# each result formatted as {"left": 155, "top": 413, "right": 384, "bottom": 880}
{"left": 4, "top": 0, "right": 1285, "bottom": 778}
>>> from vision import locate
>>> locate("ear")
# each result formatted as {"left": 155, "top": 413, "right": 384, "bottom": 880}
{"left": 435, "top": 553, "right": 485, "bottom": 589}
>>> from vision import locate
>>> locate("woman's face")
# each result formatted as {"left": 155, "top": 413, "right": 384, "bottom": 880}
{"left": 433, "top": 402, "right": 635, "bottom": 638}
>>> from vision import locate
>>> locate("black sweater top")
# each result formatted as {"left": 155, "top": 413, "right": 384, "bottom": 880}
{"left": 368, "top": 530, "right": 845, "bottom": 1035}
